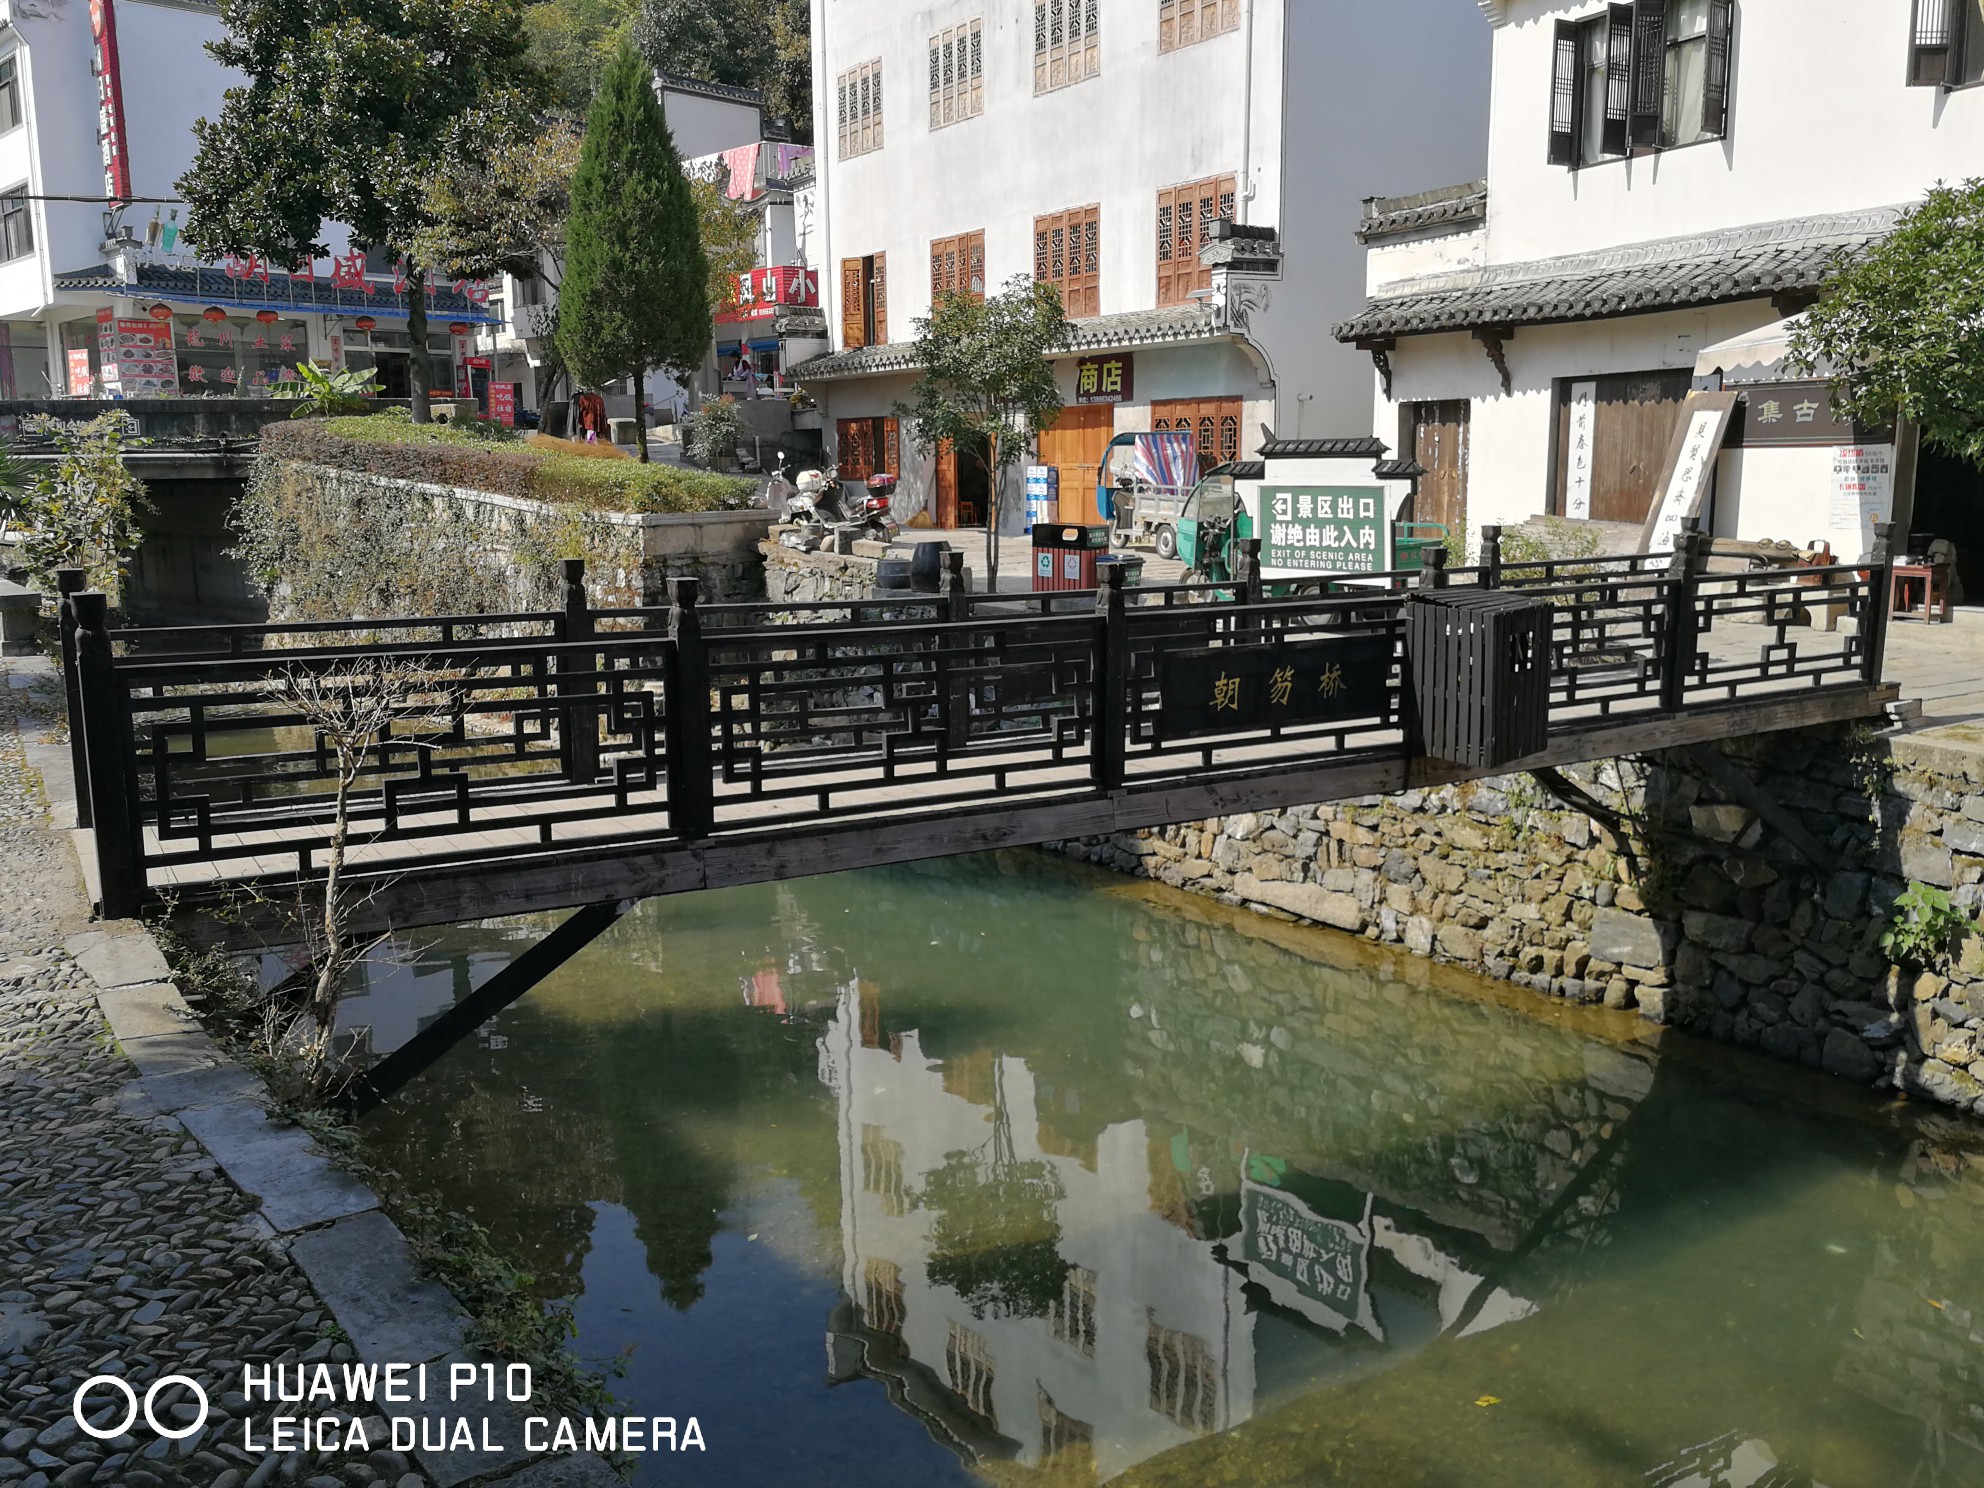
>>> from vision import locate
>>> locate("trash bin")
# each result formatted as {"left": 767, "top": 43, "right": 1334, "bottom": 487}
{"left": 1032, "top": 524, "right": 1110, "bottom": 592}
{"left": 607, "top": 416, "right": 639, "bottom": 446}
{"left": 1394, "top": 522, "right": 1451, "bottom": 575}
{"left": 1405, "top": 588, "right": 1551, "bottom": 768}
{"left": 1095, "top": 553, "right": 1144, "bottom": 588}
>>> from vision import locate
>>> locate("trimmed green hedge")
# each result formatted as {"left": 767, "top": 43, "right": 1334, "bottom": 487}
{"left": 258, "top": 414, "right": 757, "bottom": 514}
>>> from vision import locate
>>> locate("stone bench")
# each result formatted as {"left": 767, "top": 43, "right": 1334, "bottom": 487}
{"left": 0, "top": 579, "right": 41, "bottom": 656}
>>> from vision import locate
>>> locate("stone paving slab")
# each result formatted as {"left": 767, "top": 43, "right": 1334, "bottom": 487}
{"left": 287, "top": 1212, "right": 465, "bottom": 1367}
{"left": 120, "top": 1027, "right": 233, "bottom": 1081}
{"left": 97, "top": 981, "right": 197, "bottom": 1041}
{"left": 174, "top": 1100, "right": 381, "bottom": 1236}
{"left": 395, "top": 1353, "right": 543, "bottom": 1488}
{"left": 68, "top": 928, "right": 174, "bottom": 991}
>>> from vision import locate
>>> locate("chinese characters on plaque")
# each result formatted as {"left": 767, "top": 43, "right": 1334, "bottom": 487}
{"left": 1156, "top": 633, "right": 1392, "bottom": 740}
{"left": 1074, "top": 353, "right": 1133, "bottom": 405}
{"left": 1261, "top": 486, "right": 1389, "bottom": 576}
{"left": 1564, "top": 380, "right": 1597, "bottom": 520}
{"left": 1640, "top": 391, "right": 1738, "bottom": 555}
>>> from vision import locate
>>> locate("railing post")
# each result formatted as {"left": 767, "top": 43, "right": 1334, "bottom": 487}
{"left": 1237, "top": 536, "right": 1264, "bottom": 607}
{"left": 1418, "top": 546, "right": 1450, "bottom": 589}
{"left": 1480, "top": 524, "right": 1503, "bottom": 590}
{"left": 664, "top": 576, "right": 715, "bottom": 841}
{"left": 557, "top": 557, "right": 600, "bottom": 785}
{"left": 1091, "top": 562, "right": 1129, "bottom": 793}
{"left": 55, "top": 567, "right": 90, "bottom": 828}
{"left": 71, "top": 591, "right": 142, "bottom": 918}
{"left": 1863, "top": 521, "right": 1894, "bottom": 687}
{"left": 1659, "top": 522, "right": 1705, "bottom": 713}
{"left": 943, "top": 548, "right": 969, "bottom": 625}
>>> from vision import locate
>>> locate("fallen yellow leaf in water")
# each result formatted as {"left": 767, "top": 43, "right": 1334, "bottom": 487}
{"left": 1930, "top": 1299, "right": 1947, "bottom": 1310}
{"left": 1475, "top": 1396, "right": 1501, "bottom": 1408}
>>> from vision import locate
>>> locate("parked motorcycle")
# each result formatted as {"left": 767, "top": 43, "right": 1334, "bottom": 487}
{"left": 858, "top": 473, "right": 902, "bottom": 543}
{"left": 776, "top": 462, "right": 840, "bottom": 551}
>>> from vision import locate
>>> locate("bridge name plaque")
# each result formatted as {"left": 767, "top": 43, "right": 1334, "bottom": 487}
{"left": 1154, "top": 633, "right": 1393, "bottom": 741}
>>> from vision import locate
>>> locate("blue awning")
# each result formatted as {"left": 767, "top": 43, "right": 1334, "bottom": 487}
{"left": 51, "top": 260, "right": 503, "bottom": 325}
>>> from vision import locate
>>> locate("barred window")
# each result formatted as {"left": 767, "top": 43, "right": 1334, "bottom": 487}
{"left": 929, "top": 19, "right": 983, "bottom": 129}
{"left": 1034, "top": 205, "right": 1099, "bottom": 318}
{"left": 1035, "top": 0, "right": 1100, "bottom": 92}
{"left": 1147, "top": 1322, "right": 1216, "bottom": 1433}
{"left": 1159, "top": 0, "right": 1239, "bottom": 53}
{"left": 837, "top": 59, "right": 884, "bottom": 158}
{"left": 0, "top": 184, "right": 31, "bottom": 262}
{"left": 946, "top": 1323, "right": 997, "bottom": 1425}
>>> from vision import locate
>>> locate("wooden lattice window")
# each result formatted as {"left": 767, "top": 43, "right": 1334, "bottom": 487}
{"left": 931, "top": 230, "right": 986, "bottom": 305}
{"left": 863, "top": 1258, "right": 906, "bottom": 1339}
{"left": 836, "top": 59, "right": 884, "bottom": 158}
{"left": 1159, "top": 0, "right": 1239, "bottom": 53}
{"left": 1034, "top": 206, "right": 1099, "bottom": 318}
{"left": 1152, "top": 396, "right": 1239, "bottom": 471}
{"left": 1035, "top": 0, "right": 1100, "bottom": 92}
{"left": 947, "top": 1323, "right": 997, "bottom": 1425}
{"left": 928, "top": 19, "right": 984, "bottom": 128}
{"left": 1155, "top": 174, "right": 1234, "bottom": 307}
{"left": 1146, "top": 1322, "right": 1216, "bottom": 1433}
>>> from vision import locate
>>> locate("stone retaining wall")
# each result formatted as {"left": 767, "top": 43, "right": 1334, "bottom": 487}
{"left": 1056, "top": 722, "right": 1984, "bottom": 1117}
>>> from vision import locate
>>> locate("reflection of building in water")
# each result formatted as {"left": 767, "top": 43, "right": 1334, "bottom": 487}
{"left": 817, "top": 980, "right": 1551, "bottom": 1481}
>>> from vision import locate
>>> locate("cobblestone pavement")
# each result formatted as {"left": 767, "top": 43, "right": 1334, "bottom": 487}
{"left": 0, "top": 663, "right": 433, "bottom": 1488}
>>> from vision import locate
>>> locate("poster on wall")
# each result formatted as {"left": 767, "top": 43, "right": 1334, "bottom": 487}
{"left": 1828, "top": 445, "right": 1895, "bottom": 556}
{"left": 1640, "top": 390, "right": 1739, "bottom": 555}
{"left": 1563, "top": 380, "right": 1597, "bottom": 519}
{"left": 94, "top": 310, "right": 179, "bottom": 396}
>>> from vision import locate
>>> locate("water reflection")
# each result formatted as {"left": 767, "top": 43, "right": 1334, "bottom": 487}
{"left": 353, "top": 853, "right": 1984, "bottom": 1487}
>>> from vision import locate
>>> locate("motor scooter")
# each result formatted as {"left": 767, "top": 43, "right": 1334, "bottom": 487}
{"left": 859, "top": 473, "right": 902, "bottom": 543}
{"left": 776, "top": 462, "right": 840, "bottom": 551}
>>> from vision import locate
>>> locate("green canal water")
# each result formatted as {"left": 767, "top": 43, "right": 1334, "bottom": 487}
{"left": 349, "top": 851, "right": 1984, "bottom": 1487}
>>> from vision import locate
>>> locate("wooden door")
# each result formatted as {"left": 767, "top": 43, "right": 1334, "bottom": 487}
{"left": 1151, "top": 397, "right": 1241, "bottom": 476}
{"left": 1038, "top": 404, "right": 1114, "bottom": 524}
{"left": 837, "top": 418, "right": 876, "bottom": 481}
{"left": 1555, "top": 370, "right": 1692, "bottom": 524}
{"left": 1405, "top": 400, "right": 1470, "bottom": 532}
{"left": 934, "top": 439, "right": 959, "bottom": 528}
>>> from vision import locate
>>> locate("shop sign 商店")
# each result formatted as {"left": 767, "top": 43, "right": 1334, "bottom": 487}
{"left": 1075, "top": 354, "right": 1133, "bottom": 405}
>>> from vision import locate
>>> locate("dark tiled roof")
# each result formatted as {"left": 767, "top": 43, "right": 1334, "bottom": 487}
{"left": 53, "top": 261, "right": 501, "bottom": 323}
{"left": 1356, "top": 182, "right": 1488, "bottom": 243}
{"left": 1374, "top": 458, "right": 1427, "bottom": 480}
{"left": 657, "top": 72, "right": 765, "bottom": 106}
{"left": 1258, "top": 437, "right": 1390, "bottom": 460}
{"left": 1335, "top": 205, "right": 1905, "bottom": 342}
{"left": 790, "top": 305, "right": 1220, "bottom": 381}
{"left": 1225, "top": 460, "right": 1265, "bottom": 480}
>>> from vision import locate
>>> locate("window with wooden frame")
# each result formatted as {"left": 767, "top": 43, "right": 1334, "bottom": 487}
{"left": 1911, "top": 0, "right": 1984, "bottom": 87}
{"left": 0, "top": 184, "right": 31, "bottom": 262}
{"left": 1036, "top": 0, "right": 1100, "bottom": 92}
{"left": 946, "top": 1323, "right": 997, "bottom": 1425}
{"left": 0, "top": 59, "right": 20, "bottom": 134}
{"left": 1146, "top": 1322, "right": 1216, "bottom": 1434}
{"left": 862, "top": 1258, "right": 906, "bottom": 1340}
{"left": 928, "top": 19, "right": 983, "bottom": 129}
{"left": 1159, "top": 0, "right": 1238, "bottom": 52}
{"left": 1034, "top": 206, "right": 1100, "bottom": 318}
{"left": 839, "top": 253, "right": 888, "bottom": 349}
{"left": 1155, "top": 175, "right": 1234, "bottom": 308}
{"left": 837, "top": 415, "right": 901, "bottom": 482}
{"left": 1152, "top": 396, "right": 1240, "bottom": 472}
{"left": 1548, "top": 1, "right": 1731, "bottom": 165}
{"left": 836, "top": 59, "right": 884, "bottom": 158}
{"left": 931, "top": 230, "right": 986, "bottom": 305}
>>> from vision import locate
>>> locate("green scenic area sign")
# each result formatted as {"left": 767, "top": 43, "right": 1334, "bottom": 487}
{"left": 1241, "top": 1180, "right": 1368, "bottom": 1317}
{"left": 1259, "top": 484, "right": 1391, "bottom": 576}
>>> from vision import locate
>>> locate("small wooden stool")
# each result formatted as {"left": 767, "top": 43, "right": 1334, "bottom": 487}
{"left": 1891, "top": 561, "right": 1954, "bottom": 623}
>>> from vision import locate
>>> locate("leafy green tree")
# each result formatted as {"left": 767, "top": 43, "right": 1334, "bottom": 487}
{"left": 689, "top": 175, "right": 761, "bottom": 317}
{"left": 177, "top": 0, "right": 539, "bottom": 423}
{"left": 8, "top": 415, "right": 149, "bottom": 594}
{"left": 633, "top": 0, "right": 772, "bottom": 90}
{"left": 412, "top": 117, "right": 583, "bottom": 287}
{"left": 1791, "top": 179, "right": 1984, "bottom": 466}
{"left": 557, "top": 42, "right": 710, "bottom": 463}
{"left": 898, "top": 276, "right": 1070, "bottom": 584}
{"left": 525, "top": 0, "right": 637, "bottom": 113}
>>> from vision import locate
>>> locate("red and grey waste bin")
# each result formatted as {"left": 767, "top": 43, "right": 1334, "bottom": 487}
{"left": 1032, "top": 524, "right": 1110, "bottom": 592}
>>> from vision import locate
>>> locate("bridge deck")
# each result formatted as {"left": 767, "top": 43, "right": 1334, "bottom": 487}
{"left": 57, "top": 541, "right": 1900, "bottom": 950}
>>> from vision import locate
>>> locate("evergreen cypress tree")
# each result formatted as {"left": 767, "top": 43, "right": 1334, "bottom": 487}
{"left": 558, "top": 43, "right": 711, "bottom": 462}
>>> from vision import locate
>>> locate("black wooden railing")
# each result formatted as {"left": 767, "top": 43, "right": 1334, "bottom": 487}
{"left": 57, "top": 521, "right": 1895, "bottom": 918}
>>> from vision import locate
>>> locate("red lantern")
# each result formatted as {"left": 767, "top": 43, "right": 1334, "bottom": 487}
{"left": 448, "top": 321, "right": 468, "bottom": 335}
{"left": 147, "top": 303, "right": 174, "bottom": 321}
{"left": 353, "top": 314, "right": 377, "bottom": 332}
{"left": 201, "top": 305, "right": 227, "bottom": 323}
{"left": 255, "top": 309, "right": 279, "bottom": 325}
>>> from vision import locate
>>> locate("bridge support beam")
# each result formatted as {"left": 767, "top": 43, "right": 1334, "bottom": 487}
{"left": 337, "top": 898, "right": 633, "bottom": 1114}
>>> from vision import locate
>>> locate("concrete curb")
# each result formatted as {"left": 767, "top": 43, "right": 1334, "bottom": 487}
{"left": 12, "top": 665, "right": 618, "bottom": 1488}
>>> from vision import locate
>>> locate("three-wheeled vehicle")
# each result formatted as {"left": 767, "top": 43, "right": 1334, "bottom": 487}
{"left": 1097, "top": 430, "right": 1200, "bottom": 559}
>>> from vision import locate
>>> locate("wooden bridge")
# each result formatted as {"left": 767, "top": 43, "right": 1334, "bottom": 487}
{"left": 57, "top": 525, "right": 1898, "bottom": 959}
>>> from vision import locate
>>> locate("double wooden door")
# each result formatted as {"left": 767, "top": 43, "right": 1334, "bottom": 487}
{"left": 1037, "top": 404, "right": 1115, "bottom": 524}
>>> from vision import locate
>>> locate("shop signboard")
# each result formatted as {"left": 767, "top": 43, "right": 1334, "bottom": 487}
{"left": 66, "top": 349, "right": 94, "bottom": 396}
{"left": 1733, "top": 379, "right": 1890, "bottom": 448}
{"left": 1075, "top": 354, "right": 1133, "bottom": 405}
{"left": 716, "top": 267, "right": 821, "bottom": 324}
{"left": 90, "top": 0, "right": 132, "bottom": 206}
{"left": 94, "top": 310, "right": 178, "bottom": 396}
{"left": 488, "top": 382, "right": 516, "bottom": 427}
